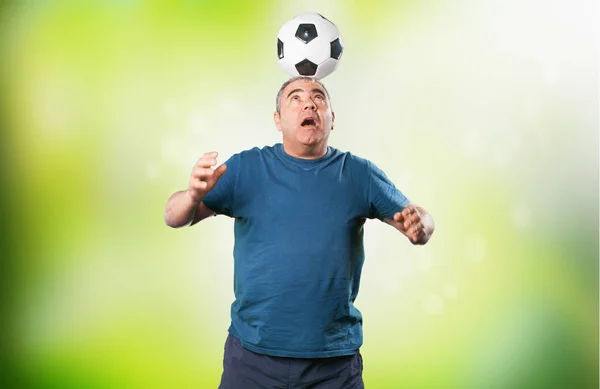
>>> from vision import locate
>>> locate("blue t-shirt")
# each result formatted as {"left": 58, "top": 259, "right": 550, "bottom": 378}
{"left": 202, "top": 143, "right": 410, "bottom": 358}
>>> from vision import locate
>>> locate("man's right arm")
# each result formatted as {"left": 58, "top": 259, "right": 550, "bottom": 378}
{"left": 164, "top": 151, "right": 227, "bottom": 228}
{"left": 164, "top": 190, "right": 216, "bottom": 228}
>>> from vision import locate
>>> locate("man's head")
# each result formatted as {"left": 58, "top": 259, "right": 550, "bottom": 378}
{"left": 274, "top": 76, "right": 335, "bottom": 156}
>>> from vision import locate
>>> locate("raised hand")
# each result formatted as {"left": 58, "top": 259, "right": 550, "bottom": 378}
{"left": 187, "top": 151, "right": 227, "bottom": 203}
{"left": 393, "top": 204, "right": 426, "bottom": 244}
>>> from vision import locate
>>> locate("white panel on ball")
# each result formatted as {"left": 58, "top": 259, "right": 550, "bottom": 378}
{"left": 285, "top": 37, "right": 311, "bottom": 67}
{"left": 314, "top": 57, "right": 340, "bottom": 80}
{"left": 313, "top": 18, "right": 339, "bottom": 42}
{"left": 277, "top": 18, "right": 298, "bottom": 43}
{"left": 306, "top": 39, "right": 332, "bottom": 65}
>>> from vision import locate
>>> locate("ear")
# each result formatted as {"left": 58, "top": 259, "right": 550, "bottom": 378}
{"left": 274, "top": 111, "right": 282, "bottom": 132}
{"left": 331, "top": 111, "right": 335, "bottom": 131}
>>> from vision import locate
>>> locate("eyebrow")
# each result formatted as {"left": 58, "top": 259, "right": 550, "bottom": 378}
{"left": 286, "top": 88, "right": 327, "bottom": 99}
{"left": 286, "top": 88, "right": 303, "bottom": 99}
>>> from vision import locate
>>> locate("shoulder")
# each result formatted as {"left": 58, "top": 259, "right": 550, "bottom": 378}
{"left": 224, "top": 145, "right": 278, "bottom": 175}
{"left": 227, "top": 144, "right": 276, "bottom": 162}
{"left": 329, "top": 148, "right": 394, "bottom": 184}
{"left": 344, "top": 150, "right": 388, "bottom": 174}
{"left": 329, "top": 147, "right": 373, "bottom": 170}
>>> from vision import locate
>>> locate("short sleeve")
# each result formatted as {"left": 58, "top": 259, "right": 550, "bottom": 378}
{"left": 202, "top": 153, "right": 240, "bottom": 217}
{"left": 367, "top": 160, "right": 410, "bottom": 220}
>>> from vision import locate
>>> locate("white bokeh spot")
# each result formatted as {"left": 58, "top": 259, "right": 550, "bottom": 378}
{"left": 187, "top": 111, "right": 207, "bottom": 136}
{"left": 163, "top": 99, "right": 178, "bottom": 118}
{"left": 466, "top": 236, "right": 487, "bottom": 264}
{"left": 161, "top": 136, "right": 188, "bottom": 167}
{"left": 511, "top": 203, "right": 532, "bottom": 230}
{"left": 415, "top": 253, "right": 432, "bottom": 273}
{"left": 384, "top": 279, "right": 400, "bottom": 294}
{"left": 146, "top": 163, "right": 159, "bottom": 180}
{"left": 424, "top": 294, "right": 445, "bottom": 315}
{"left": 444, "top": 283, "right": 458, "bottom": 299}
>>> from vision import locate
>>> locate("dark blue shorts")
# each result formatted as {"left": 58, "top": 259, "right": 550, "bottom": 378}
{"left": 218, "top": 333, "right": 365, "bottom": 389}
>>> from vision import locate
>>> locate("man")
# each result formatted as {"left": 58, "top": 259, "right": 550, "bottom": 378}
{"left": 164, "top": 76, "right": 435, "bottom": 388}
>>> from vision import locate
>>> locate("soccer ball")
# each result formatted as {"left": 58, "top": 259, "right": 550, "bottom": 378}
{"left": 276, "top": 13, "right": 344, "bottom": 80}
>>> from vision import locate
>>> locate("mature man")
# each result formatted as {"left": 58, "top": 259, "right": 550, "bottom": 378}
{"left": 164, "top": 76, "right": 435, "bottom": 388}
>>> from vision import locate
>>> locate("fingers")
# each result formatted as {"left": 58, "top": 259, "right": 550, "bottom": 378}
{"left": 192, "top": 165, "right": 220, "bottom": 188}
{"left": 213, "top": 163, "right": 227, "bottom": 180}
{"left": 393, "top": 212, "right": 404, "bottom": 223}
{"left": 191, "top": 167, "right": 215, "bottom": 179}
{"left": 409, "top": 221, "right": 423, "bottom": 234}
{"left": 402, "top": 220, "right": 424, "bottom": 244}
{"left": 192, "top": 163, "right": 227, "bottom": 182}
{"left": 394, "top": 205, "right": 425, "bottom": 244}
{"left": 400, "top": 205, "right": 420, "bottom": 229}
{"left": 410, "top": 225, "right": 426, "bottom": 244}
{"left": 195, "top": 151, "right": 219, "bottom": 168}
{"left": 394, "top": 206, "right": 413, "bottom": 228}
{"left": 191, "top": 151, "right": 222, "bottom": 180}
{"left": 189, "top": 152, "right": 227, "bottom": 195}
{"left": 401, "top": 204, "right": 418, "bottom": 219}
{"left": 189, "top": 177, "right": 208, "bottom": 190}
{"left": 404, "top": 213, "right": 421, "bottom": 230}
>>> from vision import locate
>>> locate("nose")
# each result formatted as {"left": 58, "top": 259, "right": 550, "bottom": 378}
{"left": 302, "top": 98, "right": 317, "bottom": 111}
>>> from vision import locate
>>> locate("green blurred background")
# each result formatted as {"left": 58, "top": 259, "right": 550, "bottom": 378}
{"left": 1, "top": 0, "right": 597, "bottom": 388}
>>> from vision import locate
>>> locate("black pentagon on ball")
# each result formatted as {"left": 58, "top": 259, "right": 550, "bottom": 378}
{"left": 295, "top": 24, "right": 318, "bottom": 44}
{"left": 277, "top": 38, "right": 284, "bottom": 59}
{"left": 295, "top": 59, "right": 318, "bottom": 76}
{"left": 330, "top": 38, "right": 343, "bottom": 60}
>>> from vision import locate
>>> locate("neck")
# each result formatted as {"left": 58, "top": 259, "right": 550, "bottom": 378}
{"left": 282, "top": 142, "right": 328, "bottom": 160}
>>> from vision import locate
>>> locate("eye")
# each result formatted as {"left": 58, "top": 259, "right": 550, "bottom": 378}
{"left": 315, "top": 94, "right": 325, "bottom": 101}
{"left": 291, "top": 95, "right": 300, "bottom": 100}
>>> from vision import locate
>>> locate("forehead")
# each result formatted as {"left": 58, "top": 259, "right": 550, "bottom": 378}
{"left": 283, "top": 79, "right": 326, "bottom": 96}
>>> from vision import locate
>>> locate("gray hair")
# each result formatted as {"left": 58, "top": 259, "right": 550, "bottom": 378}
{"left": 275, "top": 76, "right": 332, "bottom": 114}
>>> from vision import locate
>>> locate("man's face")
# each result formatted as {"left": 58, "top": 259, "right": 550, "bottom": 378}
{"left": 274, "top": 79, "right": 335, "bottom": 149}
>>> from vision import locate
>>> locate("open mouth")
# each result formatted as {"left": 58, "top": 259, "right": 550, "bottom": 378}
{"left": 301, "top": 117, "right": 317, "bottom": 126}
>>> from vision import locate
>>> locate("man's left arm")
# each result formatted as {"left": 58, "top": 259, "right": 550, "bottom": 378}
{"left": 383, "top": 203, "right": 435, "bottom": 245}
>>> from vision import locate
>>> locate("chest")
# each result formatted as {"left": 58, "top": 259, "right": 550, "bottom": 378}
{"left": 235, "top": 167, "right": 368, "bottom": 228}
